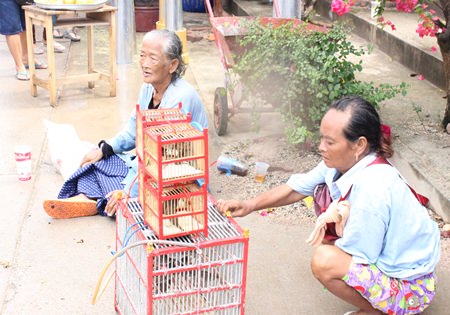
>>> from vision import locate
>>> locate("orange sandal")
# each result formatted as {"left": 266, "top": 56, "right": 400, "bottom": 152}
{"left": 43, "top": 199, "right": 98, "bottom": 219}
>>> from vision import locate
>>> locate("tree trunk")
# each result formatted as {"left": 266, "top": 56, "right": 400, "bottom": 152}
{"left": 438, "top": 0, "right": 450, "bottom": 129}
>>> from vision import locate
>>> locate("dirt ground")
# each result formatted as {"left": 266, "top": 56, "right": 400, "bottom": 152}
{"left": 209, "top": 135, "right": 320, "bottom": 223}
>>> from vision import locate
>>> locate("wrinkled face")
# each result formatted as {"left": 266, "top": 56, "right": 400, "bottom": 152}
{"left": 139, "top": 38, "right": 178, "bottom": 86}
{"left": 318, "top": 108, "right": 361, "bottom": 174}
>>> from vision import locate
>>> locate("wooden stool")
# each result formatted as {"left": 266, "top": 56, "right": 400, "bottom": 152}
{"left": 23, "top": 5, "right": 117, "bottom": 106}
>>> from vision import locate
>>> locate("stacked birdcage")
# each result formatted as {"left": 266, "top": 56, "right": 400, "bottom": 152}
{"left": 136, "top": 104, "right": 191, "bottom": 204}
{"left": 136, "top": 103, "right": 191, "bottom": 161}
{"left": 115, "top": 105, "right": 248, "bottom": 315}
{"left": 136, "top": 105, "right": 209, "bottom": 239}
{"left": 115, "top": 199, "right": 249, "bottom": 315}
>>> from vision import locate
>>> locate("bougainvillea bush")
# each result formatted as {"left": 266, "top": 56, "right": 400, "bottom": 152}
{"left": 331, "top": 0, "right": 450, "bottom": 129}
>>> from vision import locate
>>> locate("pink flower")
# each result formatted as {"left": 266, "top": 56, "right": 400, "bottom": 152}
{"left": 331, "top": 0, "right": 353, "bottom": 16}
{"left": 431, "top": 46, "right": 437, "bottom": 52}
{"left": 396, "top": 0, "right": 418, "bottom": 13}
{"left": 417, "top": 74, "right": 425, "bottom": 80}
{"left": 377, "top": 18, "right": 396, "bottom": 31}
{"left": 416, "top": 19, "right": 439, "bottom": 38}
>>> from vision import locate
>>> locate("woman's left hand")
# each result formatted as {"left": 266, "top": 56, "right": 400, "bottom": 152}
{"left": 105, "top": 190, "right": 127, "bottom": 217}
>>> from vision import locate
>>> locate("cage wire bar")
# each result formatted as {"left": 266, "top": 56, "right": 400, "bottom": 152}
{"left": 115, "top": 198, "right": 249, "bottom": 315}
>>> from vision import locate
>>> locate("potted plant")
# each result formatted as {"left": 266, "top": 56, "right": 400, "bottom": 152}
{"left": 134, "top": 0, "right": 159, "bottom": 32}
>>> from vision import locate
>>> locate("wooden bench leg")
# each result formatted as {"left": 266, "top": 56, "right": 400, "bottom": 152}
{"left": 45, "top": 18, "right": 58, "bottom": 106}
{"left": 24, "top": 13, "right": 37, "bottom": 97}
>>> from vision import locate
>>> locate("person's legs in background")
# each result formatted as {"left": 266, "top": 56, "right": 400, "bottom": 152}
{"left": 63, "top": 27, "right": 80, "bottom": 41}
{"left": 20, "top": 27, "right": 47, "bottom": 70}
{"left": 43, "top": 15, "right": 66, "bottom": 53}
{"left": 19, "top": 28, "right": 29, "bottom": 65}
{"left": 0, "top": 0, "right": 29, "bottom": 80}
{"left": 53, "top": 26, "right": 63, "bottom": 38}
{"left": 32, "top": 25, "right": 44, "bottom": 55}
{"left": 5, "top": 33, "right": 28, "bottom": 80}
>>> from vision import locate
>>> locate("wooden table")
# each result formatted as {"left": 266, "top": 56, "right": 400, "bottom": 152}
{"left": 23, "top": 5, "right": 117, "bottom": 106}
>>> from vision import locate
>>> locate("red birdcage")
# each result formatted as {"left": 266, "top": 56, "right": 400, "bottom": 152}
{"left": 136, "top": 103, "right": 191, "bottom": 160}
{"left": 115, "top": 199, "right": 249, "bottom": 315}
{"left": 142, "top": 122, "right": 208, "bottom": 186}
{"left": 142, "top": 176, "right": 208, "bottom": 239}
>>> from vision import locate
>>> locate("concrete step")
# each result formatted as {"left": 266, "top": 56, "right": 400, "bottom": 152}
{"left": 315, "top": 0, "right": 445, "bottom": 90}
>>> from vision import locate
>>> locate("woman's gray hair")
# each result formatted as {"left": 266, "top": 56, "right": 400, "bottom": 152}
{"left": 143, "top": 29, "right": 186, "bottom": 82}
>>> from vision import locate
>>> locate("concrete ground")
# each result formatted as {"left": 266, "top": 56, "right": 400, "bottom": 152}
{"left": 0, "top": 3, "right": 449, "bottom": 315}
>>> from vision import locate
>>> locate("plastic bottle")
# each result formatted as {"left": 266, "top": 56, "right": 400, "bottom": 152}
{"left": 216, "top": 155, "right": 248, "bottom": 176}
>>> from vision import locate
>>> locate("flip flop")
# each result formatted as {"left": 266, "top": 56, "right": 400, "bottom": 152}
{"left": 63, "top": 30, "right": 81, "bottom": 42}
{"left": 53, "top": 29, "right": 63, "bottom": 38}
{"left": 44, "top": 41, "right": 66, "bottom": 53}
{"left": 34, "top": 46, "right": 44, "bottom": 55}
{"left": 24, "top": 62, "right": 48, "bottom": 70}
{"left": 16, "top": 71, "right": 30, "bottom": 81}
{"left": 43, "top": 199, "right": 98, "bottom": 219}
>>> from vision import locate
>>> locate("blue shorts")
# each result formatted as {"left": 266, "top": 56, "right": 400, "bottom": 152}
{"left": 0, "top": 0, "right": 25, "bottom": 35}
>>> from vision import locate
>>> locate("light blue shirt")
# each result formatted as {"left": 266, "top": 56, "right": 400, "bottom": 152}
{"left": 287, "top": 153, "right": 440, "bottom": 280}
{"left": 107, "top": 78, "right": 209, "bottom": 197}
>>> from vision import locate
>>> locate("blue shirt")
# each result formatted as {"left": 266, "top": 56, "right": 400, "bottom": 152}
{"left": 287, "top": 153, "right": 440, "bottom": 280}
{"left": 107, "top": 78, "right": 209, "bottom": 197}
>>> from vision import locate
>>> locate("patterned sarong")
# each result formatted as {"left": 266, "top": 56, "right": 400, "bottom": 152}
{"left": 58, "top": 155, "right": 128, "bottom": 215}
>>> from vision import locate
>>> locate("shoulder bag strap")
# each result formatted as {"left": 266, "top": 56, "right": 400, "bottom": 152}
{"left": 367, "top": 157, "right": 429, "bottom": 207}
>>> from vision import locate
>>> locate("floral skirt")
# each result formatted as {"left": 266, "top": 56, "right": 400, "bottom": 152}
{"left": 343, "top": 262, "right": 436, "bottom": 315}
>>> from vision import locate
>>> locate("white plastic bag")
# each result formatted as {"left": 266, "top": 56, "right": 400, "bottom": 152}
{"left": 44, "top": 120, "right": 96, "bottom": 180}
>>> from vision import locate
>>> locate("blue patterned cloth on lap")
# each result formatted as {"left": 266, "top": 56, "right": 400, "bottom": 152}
{"left": 58, "top": 155, "right": 128, "bottom": 215}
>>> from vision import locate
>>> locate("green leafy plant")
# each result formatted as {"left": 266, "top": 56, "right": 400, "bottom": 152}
{"left": 232, "top": 20, "right": 408, "bottom": 145}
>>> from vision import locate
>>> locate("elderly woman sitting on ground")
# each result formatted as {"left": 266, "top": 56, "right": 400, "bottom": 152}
{"left": 43, "top": 29, "right": 208, "bottom": 219}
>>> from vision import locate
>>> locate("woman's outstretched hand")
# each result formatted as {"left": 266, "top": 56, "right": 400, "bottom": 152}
{"left": 80, "top": 147, "right": 104, "bottom": 167}
{"left": 105, "top": 190, "right": 127, "bottom": 217}
{"left": 215, "top": 199, "right": 255, "bottom": 217}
